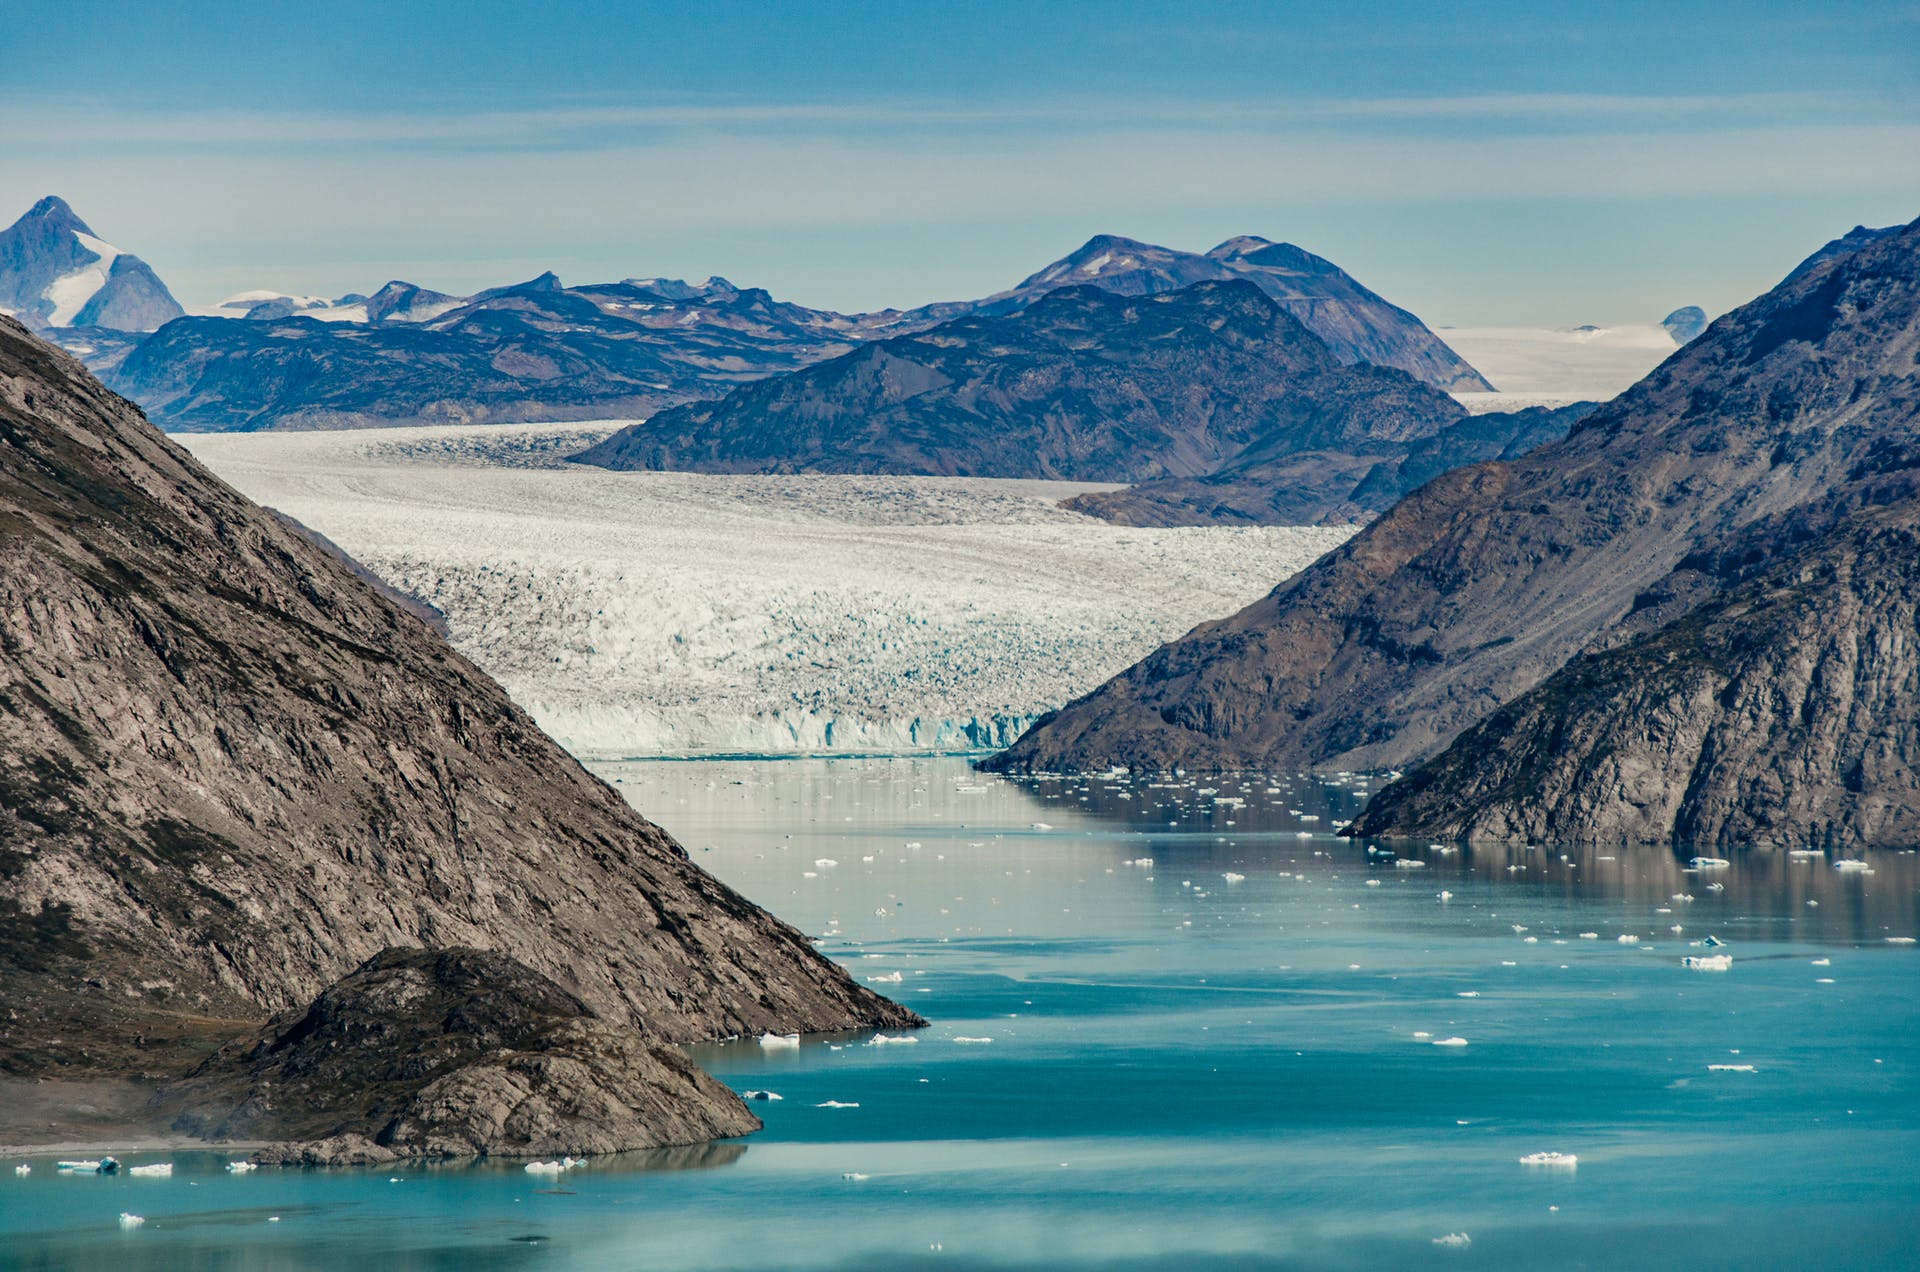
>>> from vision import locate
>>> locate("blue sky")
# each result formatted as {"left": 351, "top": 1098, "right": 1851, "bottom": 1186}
{"left": 3, "top": 0, "right": 1916, "bottom": 323}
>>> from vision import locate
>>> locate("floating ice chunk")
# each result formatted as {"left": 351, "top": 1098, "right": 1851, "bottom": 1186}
{"left": 129, "top": 1163, "right": 173, "bottom": 1177}
{"left": 814, "top": 858, "right": 839, "bottom": 869}
{"left": 1512, "top": 925, "right": 1528, "bottom": 933}
{"left": 1617, "top": 935, "right": 1639, "bottom": 944}
{"left": 1682, "top": 954, "right": 1733, "bottom": 971}
{"left": 1413, "top": 1031, "right": 1432, "bottom": 1039}
{"left": 1578, "top": 932, "right": 1599, "bottom": 940}
{"left": 758, "top": 1032, "right": 801, "bottom": 1050}
{"left": 741, "top": 1090, "right": 783, "bottom": 1101}
{"left": 1437, "top": 890, "right": 1452, "bottom": 901}
{"left": 1365, "top": 878, "right": 1381, "bottom": 887}
{"left": 1788, "top": 848, "right": 1822, "bottom": 858}
{"left": 225, "top": 1160, "right": 258, "bottom": 1173}
{"left": 1817, "top": 977, "right": 1836, "bottom": 984}
{"left": 952, "top": 1036, "right": 993, "bottom": 1044}
{"left": 868, "top": 1034, "right": 919, "bottom": 1045}
{"left": 1708, "top": 1063, "right": 1757, "bottom": 1072}
{"left": 1395, "top": 860, "right": 1426, "bottom": 870}
{"left": 1457, "top": 991, "right": 1480, "bottom": 998}
{"left": 1433, "top": 1232, "right": 1472, "bottom": 1248}
{"left": 1811, "top": 958, "right": 1831, "bottom": 966}
{"left": 12, "top": 1164, "right": 28, "bottom": 1176}
{"left": 1523, "top": 936, "right": 1539, "bottom": 944}
{"left": 525, "top": 1160, "right": 566, "bottom": 1174}
{"left": 1432, "top": 1036, "right": 1469, "bottom": 1047}
{"left": 1222, "top": 872, "right": 1246, "bottom": 884}
{"left": 815, "top": 1101, "right": 860, "bottom": 1108}
{"left": 842, "top": 1172, "right": 870, "bottom": 1181}
{"left": 1688, "top": 857, "right": 1730, "bottom": 869}
{"left": 1029, "top": 823, "right": 1053, "bottom": 831}
{"left": 1889, "top": 937, "right": 1917, "bottom": 945}
{"left": 119, "top": 1213, "right": 144, "bottom": 1229}
{"left": 1702, "top": 935, "right": 1726, "bottom": 947}
{"left": 1518, "top": 1151, "right": 1577, "bottom": 1169}
{"left": 867, "top": 971, "right": 903, "bottom": 983}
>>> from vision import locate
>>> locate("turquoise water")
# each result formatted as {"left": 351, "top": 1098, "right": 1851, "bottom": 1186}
{"left": 5, "top": 758, "right": 1917, "bottom": 1270}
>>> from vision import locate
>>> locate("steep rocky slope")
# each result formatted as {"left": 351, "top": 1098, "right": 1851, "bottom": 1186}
{"left": 987, "top": 215, "right": 1920, "bottom": 779}
{"left": 572, "top": 281, "right": 1467, "bottom": 484}
{"left": 0, "top": 315, "right": 915, "bottom": 1089}
{"left": 1349, "top": 495, "right": 1920, "bottom": 848}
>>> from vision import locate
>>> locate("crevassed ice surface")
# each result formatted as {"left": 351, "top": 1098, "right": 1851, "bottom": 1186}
{"left": 181, "top": 424, "right": 1351, "bottom": 757}
{"left": 10, "top": 758, "right": 1917, "bottom": 1270}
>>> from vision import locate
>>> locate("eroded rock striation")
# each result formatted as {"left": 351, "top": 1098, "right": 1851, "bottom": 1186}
{"left": 988, "top": 215, "right": 1920, "bottom": 850}
{"left": 0, "top": 315, "right": 915, "bottom": 1102}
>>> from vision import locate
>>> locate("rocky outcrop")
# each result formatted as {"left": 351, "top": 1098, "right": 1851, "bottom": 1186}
{"left": 1349, "top": 498, "right": 1920, "bottom": 848}
{"left": 0, "top": 197, "right": 183, "bottom": 333}
{"left": 987, "top": 215, "right": 1920, "bottom": 782}
{"left": 0, "top": 314, "right": 916, "bottom": 1086}
{"left": 572, "top": 281, "right": 1467, "bottom": 485}
{"left": 162, "top": 948, "right": 758, "bottom": 1158}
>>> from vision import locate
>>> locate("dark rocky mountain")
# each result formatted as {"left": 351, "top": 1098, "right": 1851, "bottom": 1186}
{"left": 1783, "top": 223, "right": 1901, "bottom": 285}
{"left": 987, "top": 216, "right": 1920, "bottom": 807}
{"left": 1348, "top": 495, "right": 1920, "bottom": 848}
{"left": 571, "top": 281, "right": 1469, "bottom": 486}
{"left": 161, "top": 948, "right": 760, "bottom": 1159}
{"left": 101, "top": 273, "right": 866, "bottom": 431}
{"left": 885, "top": 233, "right": 1492, "bottom": 392}
{"left": 0, "top": 197, "right": 183, "bottom": 332}
{"left": 0, "top": 317, "right": 913, "bottom": 1144}
{"left": 1065, "top": 401, "right": 1592, "bottom": 527}
{"left": 1661, "top": 305, "right": 1708, "bottom": 344}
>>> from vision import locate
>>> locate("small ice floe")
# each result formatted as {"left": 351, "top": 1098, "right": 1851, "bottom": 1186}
{"left": 1788, "top": 848, "right": 1822, "bottom": 859}
{"left": 1689, "top": 857, "right": 1731, "bottom": 870}
{"left": 59, "top": 1158, "right": 117, "bottom": 1174}
{"left": 814, "top": 858, "right": 839, "bottom": 869}
{"left": 1578, "top": 932, "right": 1599, "bottom": 940}
{"left": 225, "top": 1160, "right": 258, "bottom": 1174}
{"left": 741, "top": 1090, "right": 783, "bottom": 1101}
{"left": 1708, "top": 1063, "right": 1757, "bottom": 1073}
{"left": 1395, "top": 860, "right": 1426, "bottom": 870}
{"left": 129, "top": 1163, "right": 173, "bottom": 1177}
{"left": 1812, "top": 957, "right": 1831, "bottom": 967}
{"left": 1682, "top": 954, "right": 1733, "bottom": 971}
{"left": 758, "top": 1032, "right": 801, "bottom": 1050}
{"left": 1705, "top": 881, "right": 1725, "bottom": 892}
{"left": 1833, "top": 860, "right": 1872, "bottom": 873}
{"left": 1457, "top": 991, "right": 1480, "bottom": 998}
{"left": 868, "top": 1034, "right": 918, "bottom": 1046}
{"left": 1512, "top": 924, "right": 1528, "bottom": 933}
{"left": 867, "top": 971, "right": 904, "bottom": 984}
{"left": 1432, "top": 1036, "right": 1469, "bottom": 1047}
{"left": 524, "top": 1160, "right": 566, "bottom": 1175}
{"left": 1617, "top": 934, "right": 1639, "bottom": 944}
{"left": 1029, "top": 823, "right": 1053, "bottom": 831}
{"left": 1518, "top": 1151, "right": 1577, "bottom": 1169}
{"left": 1365, "top": 878, "right": 1382, "bottom": 888}
{"left": 952, "top": 1036, "right": 994, "bottom": 1045}
{"left": 1889, "top": 937, "right": 1917, "bottom": 945}
{"left": 1125, "top": 857, "right": 1154, "bottom": 868}
{"left": 1222, "top": 872, "right": 1246, "bottom": 884}
{"left": 815, "top": 1101, "right": 860, "bottom": 1109}
{"left": 842, "top": 1172, "right": 870, "bottom": 1181}
{"left": 12, "top": 1164, "right": 28, "bottom": 1176}
{"left": 1437, "top": 890, "right": 1453, "bottom": 901}
{"left": 1433, "top": 1232, "right": 1472, "bottom": 1248}
{"left": 119, "top": 1213, "right": 144, "bottom": 1229}
{"left": 1702, "top": 935, "right": 1727, "bottom": 947}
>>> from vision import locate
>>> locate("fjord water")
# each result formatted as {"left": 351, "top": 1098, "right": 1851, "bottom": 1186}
{"left": 6, "top": 760, "right": 1917, "bottom": 1270}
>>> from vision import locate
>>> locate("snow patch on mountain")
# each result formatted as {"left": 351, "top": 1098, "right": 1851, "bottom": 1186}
{"left": 182, "top": 422, "right": 1350, "bottom": 758}
{"left": 42, "top": 231, "right": 122, "bottom": 324}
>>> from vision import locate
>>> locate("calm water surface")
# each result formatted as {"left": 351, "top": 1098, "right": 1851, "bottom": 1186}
{"left": 5, "top": 758, "right": 1917, "bottom": 1270}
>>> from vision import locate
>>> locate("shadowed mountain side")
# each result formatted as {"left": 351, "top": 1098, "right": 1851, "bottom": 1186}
{"left": 1348, "top": 494, "right": 1920, "bottom": 849}
{"left": 1064, "top": 402, "right": 1593, "bottom": 527}
{"left": 0, "top": 315, "right": 916, "bottom": 1084}
{"left": 572, "top": 281, "right": 1469, "bottom": 482}
{"left": 985, "top": 215, "right": 1920, "bottom": 777}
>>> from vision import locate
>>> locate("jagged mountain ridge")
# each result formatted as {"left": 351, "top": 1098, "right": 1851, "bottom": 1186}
{"left": 985, "top": 215, "right": 1920, "bottom": 785}
{"left": 0, "top": 197, "right": 183, "bottom": 332}
{"left": 0, "top": 314, "right": 915, "bottom": 1083}
{"left": 569, "top": 280, "right": 1472, "bottom": 488}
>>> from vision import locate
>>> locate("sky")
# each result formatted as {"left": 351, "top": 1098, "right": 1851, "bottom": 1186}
{"left": 3, "top": 0, "right": 1917, "bottom": 324}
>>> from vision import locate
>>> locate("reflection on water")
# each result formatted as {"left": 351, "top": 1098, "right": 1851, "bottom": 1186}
{"left": 5, "top": 757, "right": 1917, "bottom": 1271}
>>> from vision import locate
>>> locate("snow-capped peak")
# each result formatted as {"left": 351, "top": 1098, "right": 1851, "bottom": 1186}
{"left": 43, "top": 230, "right": 124, "bottom": 325}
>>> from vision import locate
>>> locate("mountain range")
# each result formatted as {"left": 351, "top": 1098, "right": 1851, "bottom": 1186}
{"left": 988, "top": 216, "right": 1920, "bottom": 849}
{"left": 1, "top": 197, "right": 1492, "bottom": 432}
{"left": 572, "top": 279, "right": 1577, "bottom": 522}
{"left": 0, "top": 314, "right": 912, "bottom": 1153}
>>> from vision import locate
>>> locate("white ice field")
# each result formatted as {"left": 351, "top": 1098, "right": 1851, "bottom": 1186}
{"left": 1440, "top": 321, "right": 1683, "bottom": 407}
{"left": 182, "top": 423, "right": 1352, "bottom": 758}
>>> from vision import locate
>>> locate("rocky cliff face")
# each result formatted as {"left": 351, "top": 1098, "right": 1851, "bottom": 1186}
{"left": 1350, "top": 496, "right": 1920, "bottom": 848}
{"left": 0, "top": 315, "right": 915, "bottom": 1085}
{"left": 572, "top": 281, "right": 1468, "bottom": 485}
{"left": 987, "top": 215, "right": 1920, "bottom": 784}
